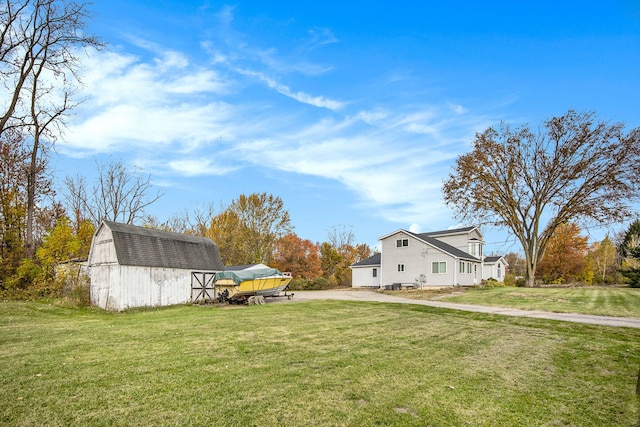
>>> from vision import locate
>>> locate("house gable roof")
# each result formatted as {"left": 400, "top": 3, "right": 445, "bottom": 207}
{"left": 484, "top": 255, "right": 507, "bottom": 265}
{"left": 378, "top": 227, "right": 484, "bottom": 262}
{"left": 100, "top": 220, "right": 224, "bottom": 271}
{"left": 419, "top": 226, "right": 482, "bottom": 239}
{"left": 351, "top": 252, "right": 381, "bottom": 267}
{"left": 378, "top": 226, "right": 481, "bottom": 241}
{"left": 406, "top": 231, "right": 480, "bottom": 262}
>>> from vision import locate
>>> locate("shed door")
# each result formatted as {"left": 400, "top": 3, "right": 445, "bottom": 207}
{"left": 191, "top": 272, "right": 217, "bottom": 303}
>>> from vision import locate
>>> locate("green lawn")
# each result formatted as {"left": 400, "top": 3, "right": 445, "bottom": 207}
{"left": 1, "top": 299, "right": 639, "bottom": 426}
{"left": 434, "top": 286, "right": 640, "bottom": 318}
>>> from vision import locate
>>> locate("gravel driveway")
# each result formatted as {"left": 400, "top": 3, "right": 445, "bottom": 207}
{"left": 277, "top": 289, "right": 640, "bottom": 329}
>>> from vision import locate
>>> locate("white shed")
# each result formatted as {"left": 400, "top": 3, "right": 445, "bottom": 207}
{"left": 88, "top": 220, "right": 224, "bottom": 311}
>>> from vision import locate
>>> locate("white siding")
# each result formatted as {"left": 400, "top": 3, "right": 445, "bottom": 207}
{"left": 381, "top": 232, "right": 458, "bottom": 287}
{"left": 90, "top": 264, "right": 201, "bottom": 311}
{"left": 435, "top": 229, "right": 483, "bottom": 256}
{"left": 88, "top": 226, "right": 117, "bottom": 265}
{"left": 456, "top": 261, "right": 481, "bottom": 286}
{"left": 351, "top": 266, "right": 380, "bottom": 288}
{"left": 483, "top": 259, "right": 507, "bottom": 282}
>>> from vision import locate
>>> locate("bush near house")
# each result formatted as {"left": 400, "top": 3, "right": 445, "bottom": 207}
{"left": 287, "top": 277, "right": 334, "bottom": 290}
{"left": 480, "top": 277, "right": 507, "bottom": 288}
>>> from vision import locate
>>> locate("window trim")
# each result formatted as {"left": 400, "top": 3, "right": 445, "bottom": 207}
{"left": 432, "top": 261, "right": 447, "bottom": 274}
{"left": 396, "top": 238, "right": 409, "bottom": 248}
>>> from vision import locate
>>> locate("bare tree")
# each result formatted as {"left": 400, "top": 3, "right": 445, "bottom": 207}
{"left": 1, "top": 0, "right": 102, "bottom": 257}
{"left": 443, "top": 110, "right": 640, "bottom": 287}
{"left": 169, "top": 202, "right": 216, "bottom": 236}
{"left": 143, "top": 203, "right": 216, "bottom": 236}
{"left": 64, "top": 159, "right": 163, "bottom": 225}
{"left": 327, "top": 225, "right": 355, "bottom": 253}
{"left": 63, "top": 172, "right": 88, "bottom": 229}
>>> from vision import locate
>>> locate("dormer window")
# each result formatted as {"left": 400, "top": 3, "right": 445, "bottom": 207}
{"left": 396, "top": 238, "right": 409, "bottom": 248}
{"left": 469, "top": 239, "right": 482, "bottom": 257}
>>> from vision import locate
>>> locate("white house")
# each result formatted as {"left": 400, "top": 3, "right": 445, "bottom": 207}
{"left": 350, "top": 226, "right": 507, "bottom": 288}
{"left": 88, "top": 221, "right": 224, "bottom": 311}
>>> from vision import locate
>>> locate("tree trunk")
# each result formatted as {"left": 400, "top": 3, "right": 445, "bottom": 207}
{"left": 25, "top": 134, "right": 40, "bottom": 260}
{"left": 524, "top": 258, "right": 537, "bottom": 287}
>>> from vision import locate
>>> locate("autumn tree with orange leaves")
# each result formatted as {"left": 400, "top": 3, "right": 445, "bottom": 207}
{"left": 271, "top": 234, "right": 322, "bottom": 279}
{"left": 536, "top": 223, "right": 588, "bottom": 284}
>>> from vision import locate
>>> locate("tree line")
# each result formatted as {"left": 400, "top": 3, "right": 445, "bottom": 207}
{"left": 502, "top": 221, "right": 640, "bottom": 287}
{"left": 1, "top": 151, "right": 373, "bottom": 294}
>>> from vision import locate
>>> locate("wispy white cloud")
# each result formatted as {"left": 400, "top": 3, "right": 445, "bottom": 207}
{"left": 64, "top": 48, "right": 236, "bottom": 156}
{"left": 167, "top": 159, "right": 239, "bottom": 177}
{"left": 231, "top": 106, "right": 487, "bottom": 228}
{"left": 236, "top": 67, "right": 344, "bottom": 110}
{"left": 63, "top": 18, "right": 492, "bottom": 231}
{"left": 304, "top": 28, "right": 339, "bottom": 51}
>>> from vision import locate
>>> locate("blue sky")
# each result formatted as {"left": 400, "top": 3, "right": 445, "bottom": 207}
{"left": 54, "top": 1, "right": 640, "bottom": 254}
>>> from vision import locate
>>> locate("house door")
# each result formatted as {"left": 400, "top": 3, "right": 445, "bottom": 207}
{"left": 474, "top": 265, "right": 478, "bottom": 284}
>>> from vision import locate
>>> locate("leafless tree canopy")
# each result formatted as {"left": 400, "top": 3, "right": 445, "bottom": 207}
{"left": 1, "top": 0, "right": 101, "bottom": 132}
{"left": 64, "top": 159, "right": 163, "bottom": 226}
{"left": 442, "top": 110, "right": 640, "bottom": 287}
{"left": 327, "top": 225, "right": 356, "bottom": 251}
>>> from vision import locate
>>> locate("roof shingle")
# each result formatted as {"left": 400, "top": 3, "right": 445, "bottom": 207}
{"left": 103, "top": 221, "right": 224, "bottom": 271}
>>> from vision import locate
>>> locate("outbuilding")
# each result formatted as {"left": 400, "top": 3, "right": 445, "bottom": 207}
{"left": 88, "top": 220, "right": 224, "bottom": 311}
{"left": 350, "top": 253, "right": 381, "bottom": 288}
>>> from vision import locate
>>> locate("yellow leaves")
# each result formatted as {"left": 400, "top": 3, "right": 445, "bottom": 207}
{"left": 36, "top": 217, "right": 92, "bottom": 269}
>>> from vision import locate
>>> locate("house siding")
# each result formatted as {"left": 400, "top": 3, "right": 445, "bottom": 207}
{"left": 351, "top": 265, "right": 380, "bottom": 288}
{"left": 483, "top": 259, "right": 507, "bottom": 282}
{"left": 433, "top": 229, "right": 483, "bottom": 256}
{"left": 351, "top": 227, "right": 500, "bottom": 289}
{"left": 381, "top": 231, "right": 460, "bottom": 287}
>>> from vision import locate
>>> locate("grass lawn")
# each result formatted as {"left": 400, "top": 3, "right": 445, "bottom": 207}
{"left": 1, "top": 299, "right": 639, "bottom": 426}
{"left": 427, "top": 286, "right": 640, "bottom": 318}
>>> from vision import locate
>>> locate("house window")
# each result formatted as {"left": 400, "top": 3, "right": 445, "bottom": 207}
{"left": 396, "top": 239, "right": 409, "bottom": 248}
{"left": 432, "top": 261, "right": 446, "bottom": 274}
{"left": 467, "top": 262, "right": 471, "bottom": 274}
{"left": 459, "top": 262, "right": 465, "bottom": 273}
{"left": 469, "top": 241, "right": 482, "bottom": 257}
{"left": 497, "top": 264, "right": 501, "bottom": 278}
{"left": 397, "top": 264, "right": 405, "bottom": 272}
{"left": 373, "top": 268, "right": 378, "bottom": 278}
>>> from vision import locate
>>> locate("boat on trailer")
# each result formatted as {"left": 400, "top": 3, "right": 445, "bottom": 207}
{"left": 213, "top": 267, "right": 292, "bottom": 303}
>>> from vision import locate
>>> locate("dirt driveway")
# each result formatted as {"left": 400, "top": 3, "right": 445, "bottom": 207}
{"left": 277, "top": 289, "right": 640, "bottom": 329}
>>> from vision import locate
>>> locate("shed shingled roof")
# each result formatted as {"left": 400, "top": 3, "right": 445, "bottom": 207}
{"left": 351, "top": 252, "right": 381, "bottom": 267}
{"left": 102, "top": 221, "right": 224, "bottom": 270}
